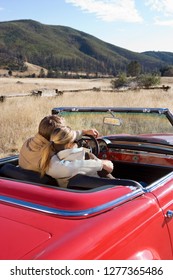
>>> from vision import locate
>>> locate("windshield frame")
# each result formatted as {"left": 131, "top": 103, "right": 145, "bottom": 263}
{"left": 52, "top": 107, "right": 173, "bottom": 139}
{"left": 52, "top": 107, "right": 173, "bottom": 124}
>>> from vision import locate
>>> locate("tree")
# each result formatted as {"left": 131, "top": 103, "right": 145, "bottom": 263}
{"left": 8, "top": 70, "right": 12, "bottom": 76}
{"left": 127, "top": 61, "right": 141, "bottom": 77}
{"left": 47, "top": 69, "right": 55, "bottom": 78}
{"left": 38, "top": 68, "right": 46, "bottom": 78}
{"left": 160, "top": 66, "right": 173, "bottom": 77}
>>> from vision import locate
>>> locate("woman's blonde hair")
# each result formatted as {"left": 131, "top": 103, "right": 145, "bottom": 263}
{"left": 40, "top": 126, "right": 76, "bottom": 177}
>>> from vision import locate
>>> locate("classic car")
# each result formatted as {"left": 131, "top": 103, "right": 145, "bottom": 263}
{"left": 0, "top": 107, "right": 173, "bottom": 260}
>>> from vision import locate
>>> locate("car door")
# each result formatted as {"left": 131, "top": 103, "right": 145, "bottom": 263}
{"left": 150, "top": 173, "right": 173, "bottom": 255}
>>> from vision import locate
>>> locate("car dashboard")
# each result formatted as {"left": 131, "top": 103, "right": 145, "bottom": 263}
{"left": 97, "top": 137, "right": 173, "bottom": 184}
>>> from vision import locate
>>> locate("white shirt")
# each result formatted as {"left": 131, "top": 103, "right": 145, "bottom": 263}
{"left": 46, "top": 147, "right": 103, "bottom": 187}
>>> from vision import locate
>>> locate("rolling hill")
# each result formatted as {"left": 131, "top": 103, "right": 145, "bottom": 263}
{"left": 0, "top": 19, "right": 172, "bottom": 75}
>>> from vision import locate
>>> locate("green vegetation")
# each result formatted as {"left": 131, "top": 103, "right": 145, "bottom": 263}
{"left": 111, "top": 73, "right": 129, "bottom": 88}
{"left": 111, "top": 73, "right": 161, "bottom": 89}
{"left": 127, "top": 61, "right": 141, "bottom": 77}
{"left": 137, "top": 74, "right": 161, "bottom": 88}
{"left": 160, "top": 66, "right": 173, "bottom": 77}
{"left": 0, "top": 20, "right": 173, "bottom": 76}
{"left": 143, "top": 51, "right": 173, "bottom": 65}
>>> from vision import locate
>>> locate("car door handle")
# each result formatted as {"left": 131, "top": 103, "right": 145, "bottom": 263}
{"left": 165, "top": 210, "right": 173, "bottom": 218}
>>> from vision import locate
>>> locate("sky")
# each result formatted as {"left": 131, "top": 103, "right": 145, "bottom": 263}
{"left": 0, "top": 0, "right": 173, "bottom": 53}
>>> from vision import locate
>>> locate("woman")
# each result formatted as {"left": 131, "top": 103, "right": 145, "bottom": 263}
{"left": 40, "top": 126, "right": 114, "bottom": 188}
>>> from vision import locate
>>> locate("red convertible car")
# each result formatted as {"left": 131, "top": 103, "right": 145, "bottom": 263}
{"left": 0, "top": 107, "right": 173, "bottom": 260}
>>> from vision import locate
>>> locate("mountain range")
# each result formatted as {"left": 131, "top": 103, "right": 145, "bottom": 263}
{"left": 0, "top": 19, "right": 173, "bottom": 75}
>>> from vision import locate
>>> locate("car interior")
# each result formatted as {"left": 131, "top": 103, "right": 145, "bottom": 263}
{"left": 0, "top": 154, "right": 173, "bottom": 191}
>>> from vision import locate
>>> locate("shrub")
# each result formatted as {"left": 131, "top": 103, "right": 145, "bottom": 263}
{"left": 111, "top": 73, "right": 128, "bottom": 88}
{"left": 111, "top": 73, "right": 161, "bottom": 89}
{"left": 137, "top": 74, "right": 161, "bottom": 88}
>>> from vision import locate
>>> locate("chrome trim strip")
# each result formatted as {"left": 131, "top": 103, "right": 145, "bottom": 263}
{"left": 0, "top": 189, "right": 143, "bottom": 218}
{"left": 143, "top": 171, "right": 173, "bottom": 192}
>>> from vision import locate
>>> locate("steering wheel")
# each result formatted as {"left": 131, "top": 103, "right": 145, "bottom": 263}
{"left": 77, "top": 135, "right": 100, "bottom": 157}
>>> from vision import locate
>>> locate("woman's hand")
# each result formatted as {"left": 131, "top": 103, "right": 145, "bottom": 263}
{"left": 101, "top": 160, "right": 114, "bottom": 173}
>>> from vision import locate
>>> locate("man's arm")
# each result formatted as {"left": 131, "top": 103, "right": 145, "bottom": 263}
{"left": 75, "top": 129, "right": 99, "bottom": 140}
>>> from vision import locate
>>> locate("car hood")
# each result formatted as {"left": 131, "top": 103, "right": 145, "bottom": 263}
{"left": 141, "top": 134, "right": 173, "bottom": 145}
{"left": 107, "top": 134, "right": 173, "bottom": 146}
{"left": 0, "top": 216, "right": 51, "bottom": 259}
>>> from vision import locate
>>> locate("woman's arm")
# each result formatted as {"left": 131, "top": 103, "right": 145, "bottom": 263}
{"left": 46, "top": 155, "right": 103, "bottom": 179}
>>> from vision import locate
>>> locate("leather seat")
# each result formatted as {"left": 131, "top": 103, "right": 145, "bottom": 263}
{"left": 0, "top": 163, "right": 143, "bottom": 190}
{"left": 0, "top": 163, "right": 58, "bottom": 186}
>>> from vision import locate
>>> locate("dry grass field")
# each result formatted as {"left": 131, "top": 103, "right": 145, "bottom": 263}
{"left": 0, "top": 76, "right": 173, "bottom": 158}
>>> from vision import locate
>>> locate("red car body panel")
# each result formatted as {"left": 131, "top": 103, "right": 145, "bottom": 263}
{"left": 0, "top": 176, "right": 173, "bottom": 260}
{"left": 0, "top": 215, "right": 51, "bottom": 259}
